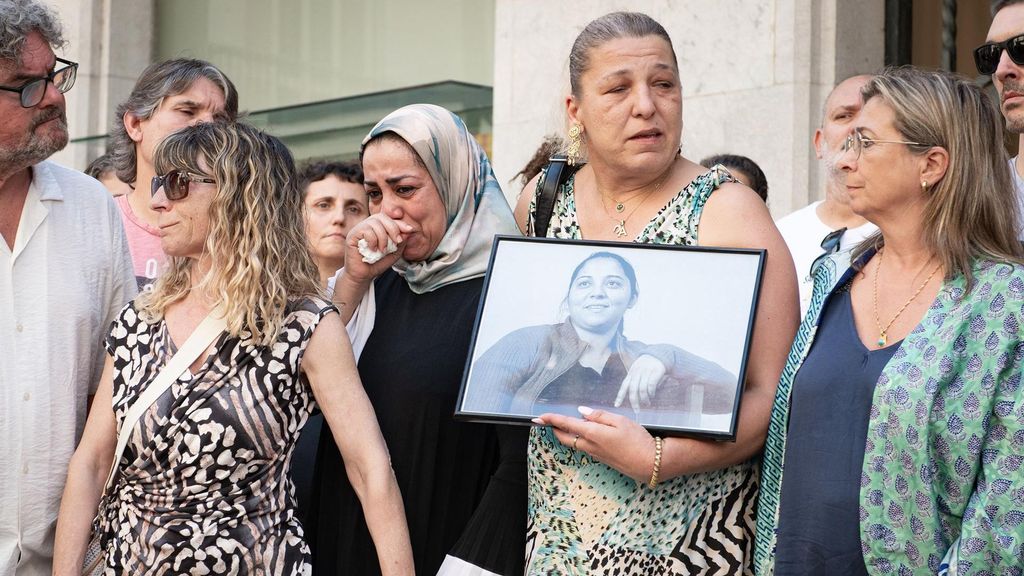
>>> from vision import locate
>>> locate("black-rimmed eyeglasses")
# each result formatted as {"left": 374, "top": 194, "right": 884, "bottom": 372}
{"left": 0, "top": 57, "right": 78, "bottom": 108}
{"left": 151, "top": 170, "right": 215, "bottom": 201}
{"left": 841, "top": 130, "right": 932, "bottom": 160}
{"left": 974, "top": 33, "right": 1024, "bottom": 75}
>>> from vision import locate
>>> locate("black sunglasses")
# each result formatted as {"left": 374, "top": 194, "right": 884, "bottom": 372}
{"left": 0, "top": 57, "right": 78, "bottom": 108}
{"left": 974, "top": 33, "right": 1024, "bottom": 75}
{"left": 151, "top": 170, "right": 215, "bottom": 201}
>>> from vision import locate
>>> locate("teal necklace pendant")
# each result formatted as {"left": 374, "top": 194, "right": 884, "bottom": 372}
{"left": 877, "top": 332, "right": 887, "bottom": 347}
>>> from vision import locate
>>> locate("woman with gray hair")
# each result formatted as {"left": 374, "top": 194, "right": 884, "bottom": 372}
{"left": 109, "top": 58, "right": 237, "bottom": 291}
{"left": 756, "top": 67, "right": 1024, "bottom": 575}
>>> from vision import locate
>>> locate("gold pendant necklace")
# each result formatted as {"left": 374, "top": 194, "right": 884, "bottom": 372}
{"left": 610, "top": 187, "right": 649, "bottom": 213}
{"left": 608, "top": 196, "right": 646, "bottom": 238}
{"left": 600, "top": 167, "right": 672, "bottom": 238}
{"left": 872, "top": 248, "right": 942, "bottom": 347}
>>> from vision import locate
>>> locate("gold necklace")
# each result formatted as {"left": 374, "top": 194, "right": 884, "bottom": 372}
{"left": 606, "top": 187, "right": 649, "bottom": 213}
{"left": 603, "top": 193, "right": 649, "bottom": 238}
{"left": 599, "top": 169, "right": 672, "bottom": 238}
{"left": 872, "top": 248, "right": 942, "bottom": 347}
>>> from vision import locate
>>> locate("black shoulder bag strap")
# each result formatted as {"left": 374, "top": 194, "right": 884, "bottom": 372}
{"left": 533, "top": 154, "right": 583, "bottom": 238}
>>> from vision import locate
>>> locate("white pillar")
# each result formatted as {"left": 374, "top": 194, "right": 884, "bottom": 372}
{"left": 48, "top": 0, "right": 154, "bottom": 169}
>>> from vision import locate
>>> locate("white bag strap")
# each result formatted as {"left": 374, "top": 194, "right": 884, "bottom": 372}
{"left": 102, "top": 306, "right": 227, "bottom": 491}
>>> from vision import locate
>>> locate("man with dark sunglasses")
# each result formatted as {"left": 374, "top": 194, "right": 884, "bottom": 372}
{"left": 0, "top": 1, "right": 135, "bottom": 574}
{"left": 775, "top": 75, "right": 878, "bottom": 315}
{"left": 979, "top": 0, "right": 1024, "bottom": 239}
{"left": 109, "top": 58, "right": 238, "bottom": 292}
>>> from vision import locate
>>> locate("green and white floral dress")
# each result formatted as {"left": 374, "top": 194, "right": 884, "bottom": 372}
{"left": 754, "top": 248, "right": 1024, "bottom": 575}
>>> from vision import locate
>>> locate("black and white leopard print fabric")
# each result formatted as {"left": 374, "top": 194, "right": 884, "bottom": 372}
{"left": 96, "top": 298, "right": 334, "bottom": 575}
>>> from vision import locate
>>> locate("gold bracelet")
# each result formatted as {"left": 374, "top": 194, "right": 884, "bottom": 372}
{"left": 648, "top": 436, "right": 663, "bottom": 489}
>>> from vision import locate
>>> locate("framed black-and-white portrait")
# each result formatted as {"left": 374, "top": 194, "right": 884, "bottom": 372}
{"left": 454, "top": 236, "right": 766, "bottom": 440}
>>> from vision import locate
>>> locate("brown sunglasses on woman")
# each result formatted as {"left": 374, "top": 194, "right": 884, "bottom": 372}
{"left": 151, "top": 169, "right": 215, "bottom": 201}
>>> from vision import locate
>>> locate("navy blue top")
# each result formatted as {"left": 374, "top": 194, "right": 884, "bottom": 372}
{"left": 774, "top": 285, "right": 900, "bottom": 575}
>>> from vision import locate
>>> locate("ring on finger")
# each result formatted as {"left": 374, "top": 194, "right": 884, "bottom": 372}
{"left": 572, "top": 434, "right": 580, "bottom": 450}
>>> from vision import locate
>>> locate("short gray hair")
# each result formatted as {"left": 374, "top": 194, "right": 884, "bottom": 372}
{"left": 568, "top": 12, "right": 677, "bottom": 98}
{"left": 110, "top": 58, "right": 238, "bottom": 183}
{"left": 0, "top": 0, "right": 65, "bottom": 64}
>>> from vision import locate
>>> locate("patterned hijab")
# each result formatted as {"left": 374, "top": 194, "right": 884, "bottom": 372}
{"left": 362, "top": 103, "right": 521, "bottom": 294}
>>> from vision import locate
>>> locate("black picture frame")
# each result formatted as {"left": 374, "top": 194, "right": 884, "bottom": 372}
{"left": 454, "top": 236, "right": 766, "bottom": 440}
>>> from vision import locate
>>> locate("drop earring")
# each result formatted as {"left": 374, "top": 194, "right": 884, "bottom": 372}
{"left": 567, "top": 123, "right": 583, "bottom": 166}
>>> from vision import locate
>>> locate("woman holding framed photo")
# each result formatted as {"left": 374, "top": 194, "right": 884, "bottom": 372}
{"left": 513, "top": 11, "right": 798, "bottom": 574}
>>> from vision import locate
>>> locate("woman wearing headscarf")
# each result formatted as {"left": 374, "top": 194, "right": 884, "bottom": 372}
{"left": 310, "top": 104, "right": 525, "bottom": 576}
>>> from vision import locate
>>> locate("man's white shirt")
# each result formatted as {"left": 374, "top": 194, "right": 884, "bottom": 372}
{"left": 0, "top": 161, "right": 135, "bottom": 576}
{"left": 776, "top": 200, "right": 877, "bottom": 316}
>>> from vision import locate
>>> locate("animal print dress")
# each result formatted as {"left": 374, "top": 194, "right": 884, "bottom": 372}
{"left": 524, "top": 166, "right": 758, "bottom": 575}
{"left": 95, "top": 298, "right": 334, "bottom": 575}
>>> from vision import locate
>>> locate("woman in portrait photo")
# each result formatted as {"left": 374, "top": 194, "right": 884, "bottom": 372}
{"left": 464, "top": 250, "right": 738, "bottom": 428}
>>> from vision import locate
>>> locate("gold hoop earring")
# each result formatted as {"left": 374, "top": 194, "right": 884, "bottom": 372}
{"left": 567, "top": 123, "right": 583, "bottom": 166}
{"left": 921, "top": 180, "right": 928, "bottom": 192}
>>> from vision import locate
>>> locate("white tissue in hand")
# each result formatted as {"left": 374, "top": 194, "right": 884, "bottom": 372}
{"left": 357, "top": 238, "right": 398, "bottom": 264}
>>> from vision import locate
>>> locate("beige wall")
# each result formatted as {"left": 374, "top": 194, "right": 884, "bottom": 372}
{"left": 49, "top": 0, "right": 494, "bottom": 169}
{"left": 491, "top": 0, "right": 886, "bottom": 217}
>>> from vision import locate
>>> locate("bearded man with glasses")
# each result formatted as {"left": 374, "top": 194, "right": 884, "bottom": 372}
{"left": 0, "top": 2, "right": 135, "bottom": 574}
{"left": 978, "top": 0, "right": 1024, "bottom": 238}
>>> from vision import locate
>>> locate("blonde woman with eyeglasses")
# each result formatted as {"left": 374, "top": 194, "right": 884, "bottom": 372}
{"left": 755, "top": 67, "right": 1024, "bottom": 575}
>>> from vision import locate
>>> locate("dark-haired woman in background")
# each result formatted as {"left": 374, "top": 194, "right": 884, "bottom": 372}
{"left": 299, "top": 160, "right": 369, "bottom": 287}
{"left": 700, "top": 153, "right": 769, "bottom": 203}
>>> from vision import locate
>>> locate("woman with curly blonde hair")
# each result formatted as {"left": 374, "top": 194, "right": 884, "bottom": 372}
{"left": 53, "top": 122, "right": 413, "bottom": 575}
